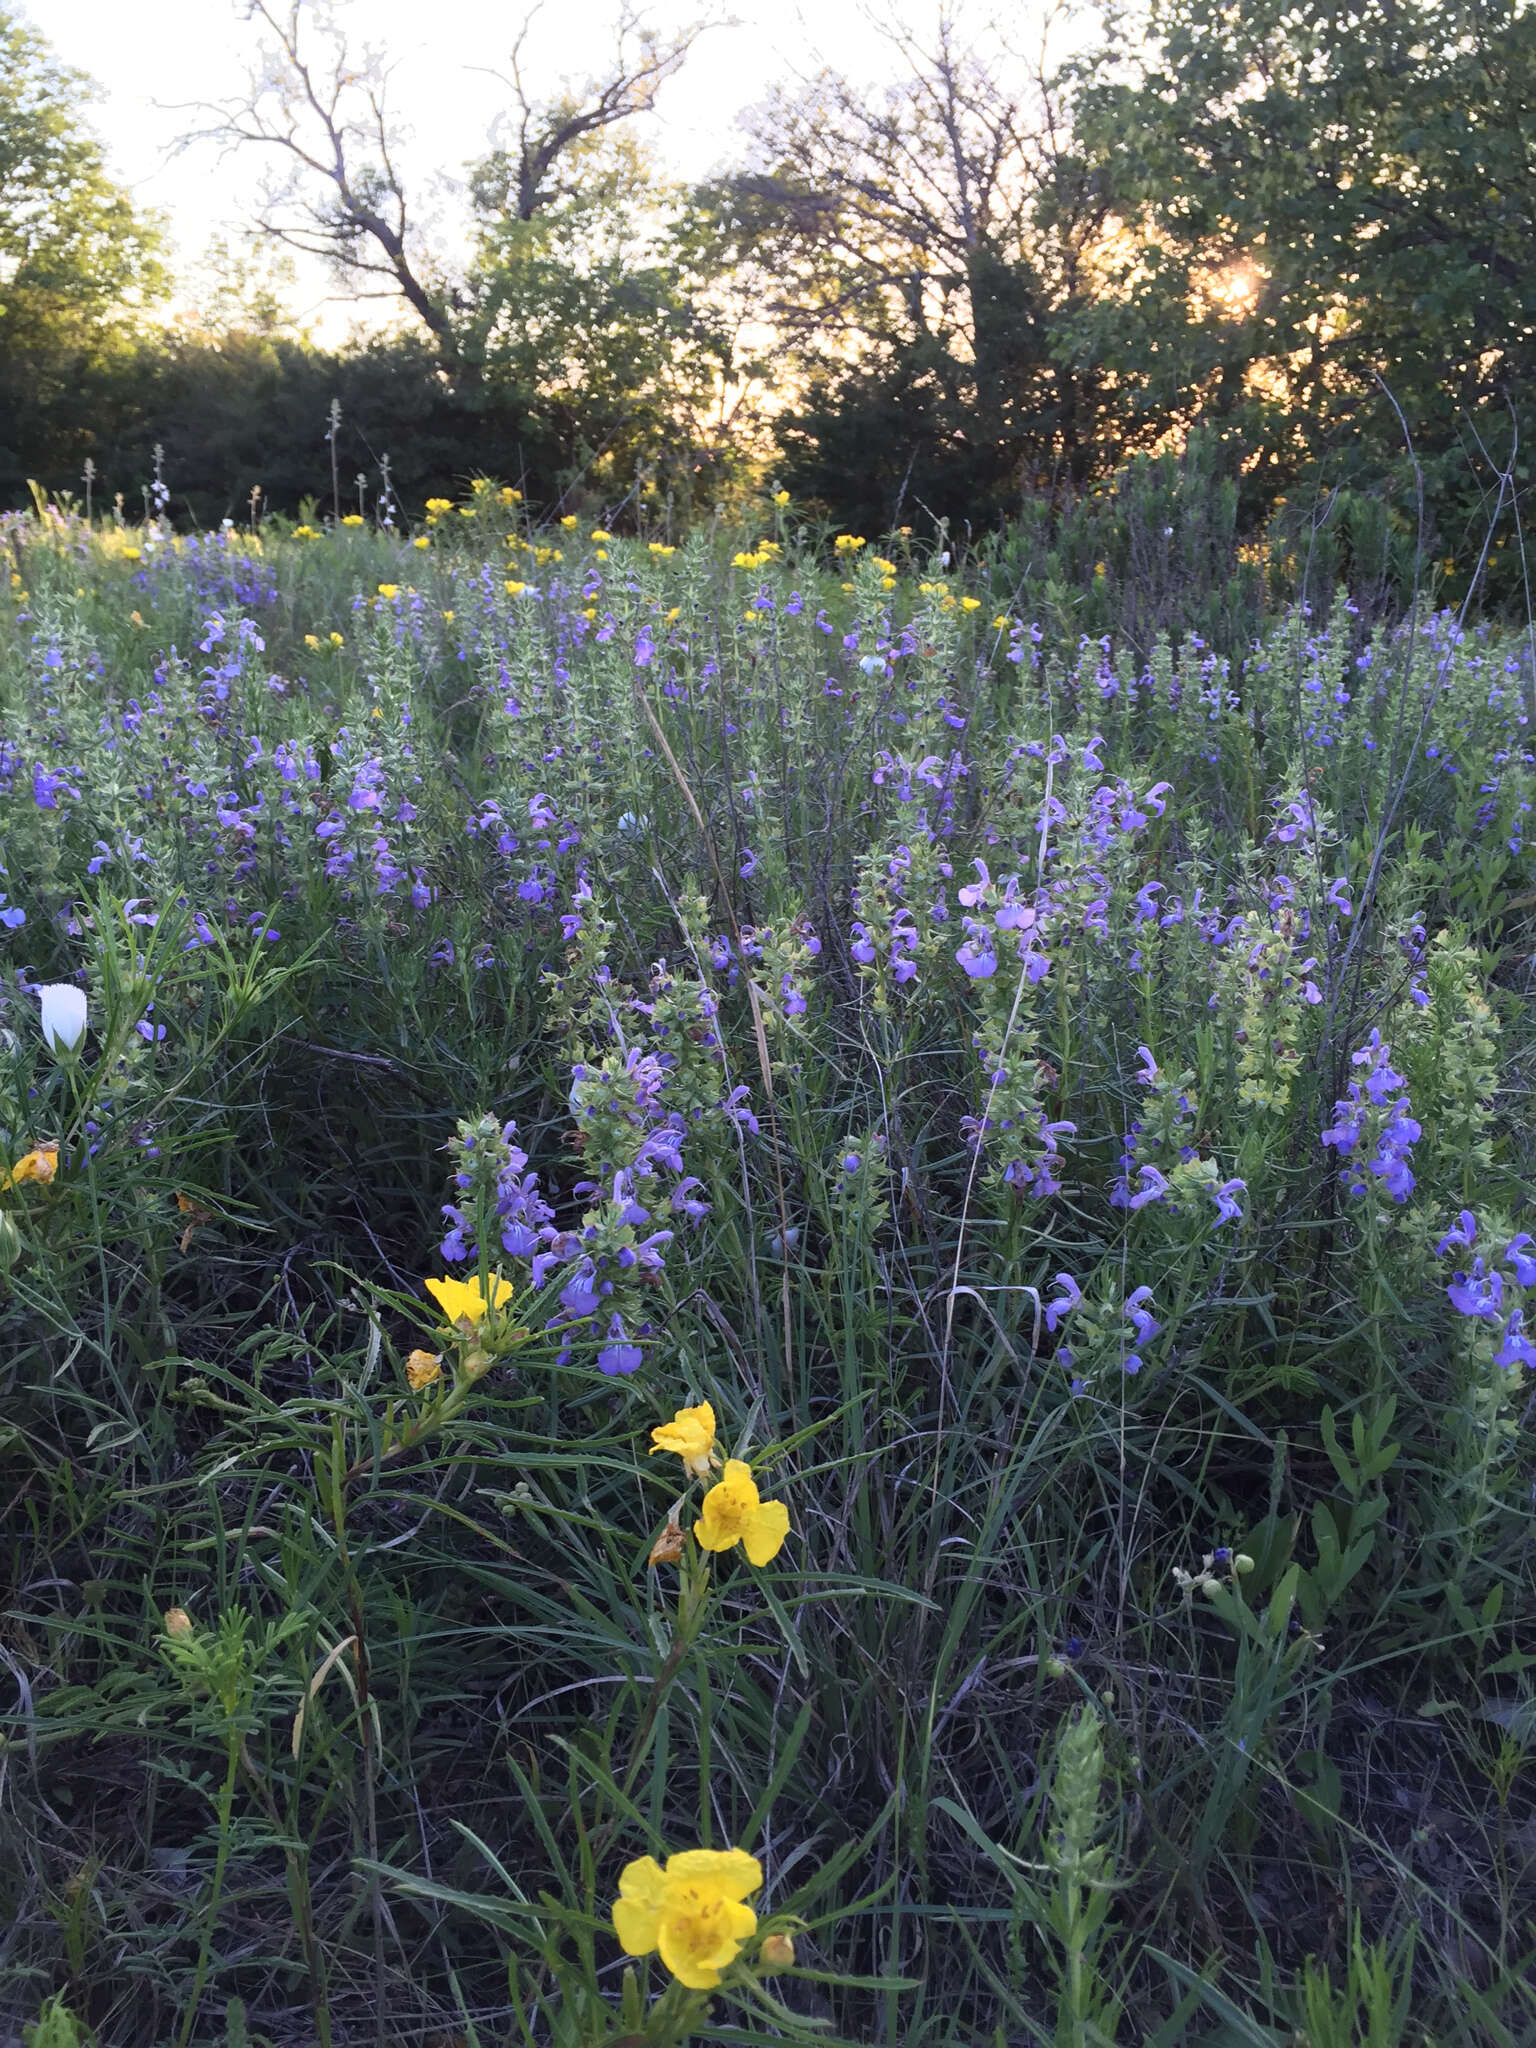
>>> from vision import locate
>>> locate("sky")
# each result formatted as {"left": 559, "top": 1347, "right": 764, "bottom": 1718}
{"left": 26, "top": 0, "right": 990, "bottom": 338}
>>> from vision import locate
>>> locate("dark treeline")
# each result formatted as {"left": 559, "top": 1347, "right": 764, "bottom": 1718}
{"left": 4, "top": 0, "right": 1534, "bottom": 589}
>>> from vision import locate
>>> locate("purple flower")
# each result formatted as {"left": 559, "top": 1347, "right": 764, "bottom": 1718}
{"left": 1128, "top": 1165, "right": 1171, "bottom": 1211}
{"left": 1211, "top": 1178, "right": 1245, "bottom": 1225}
{"left": 1504, "top": 1233, "right": 1536, "bottom": 1285}
{"left": 955, "top": 921, "right": 997, "bottom": 979}
{"left": 1044, "top": 1273, "right": 1081, "bottom": 1333}
{"left": 596, "top": 1313, "right": 643, "bottom": 1376}
{"left": 1493, "top": 1311, "right": 1536, "bottom": 1371}
{"left": 1123, "top": 1286, "right": 1161, "bottom": 1345}
{"left": 1434, "top": 1211, "right": 1477, "bottom": 1256}
{"left": 1447, "top": 1258, "right": 1503, "bottom": 1321}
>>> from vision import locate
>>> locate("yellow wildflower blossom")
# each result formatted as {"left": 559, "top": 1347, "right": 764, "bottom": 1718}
{"left": 590, "top": 528, "right": 612, "bottom": 542}
{"left": 612, "top": 1847, "right": 762, "bottom": 1990}
{"left": 650, "top": 1400, "right": 717, "bottom": 1477}
{"left": 423, "top": 1274, "right": 512, "bottom": 1327}
{"left": 3, "top": 1147, "right": 58, "bottom": 1189}
{"left": 695, "top": 1460, "right": 789, "bottom": 1565}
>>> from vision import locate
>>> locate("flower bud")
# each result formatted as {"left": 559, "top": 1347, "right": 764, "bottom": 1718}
{"left": 162, "top": 1606, "right": 194, "bottom": 1637}
{"left": 760, "top": 1933, "right": 796, "bottom": 1971}
{"left": 1234, "top": 1553, "right": 1255, "bottom": 1575}
{"left": 0, "top": 1211, "right": 21, "bottom": 1270}
{"left": 38, "top": 984, "right": 87, "bottom": 1054}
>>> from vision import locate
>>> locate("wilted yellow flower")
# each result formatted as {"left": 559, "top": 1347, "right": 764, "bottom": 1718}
{"left": 162, "top": 1606, "right": 195, "bottom": 1638}
{"left": 650, "top": 1400, "right": 717, "bottom": 1477}
{"left": 304, "top": 633, "right": 321, "bottom": 648}
{"left": 129, "top": 610, "right": 145, "bottom": 627}
{"left": 405, "top": 1349, "right": 443, "bottom": 1390}
{"left": 612, "top": 1847, "right": 761, "bottom": 1990}
{"left": 696, "top": 1460, "right": 789, "bottom": 1565}
{"left": 424, "top": 1274, "right": 512, "bottom": 1327}
{"left": 3, "top": 1147, "right": 58, "bottom": 1190}
{"left": 649, "top": 1504, "right": 687, "bottom": 1567}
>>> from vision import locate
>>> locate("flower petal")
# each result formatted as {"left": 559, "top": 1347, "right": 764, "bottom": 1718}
{"left": 741, "top": 1498, "right": 790, "bottom": 1567}
{"left": 666, "top": 1848, "right": 763, "bottom": 1901}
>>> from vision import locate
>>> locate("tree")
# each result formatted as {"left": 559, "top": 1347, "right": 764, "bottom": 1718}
{"left": 1068, "top": 0, "right": 1536, "bottom": 548}
{"left": 705, "top": 10, "right": 1119, "bottom": 527}
{"left": 182, "top": 0, "right": 712, "bottom": 379}
{"left": 0, "top": 4, "right": 166, "bottom": 497}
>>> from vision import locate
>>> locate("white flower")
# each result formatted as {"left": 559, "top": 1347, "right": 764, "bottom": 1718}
{"left": 38, "top": 983, "right": 87, "bottom": 1053}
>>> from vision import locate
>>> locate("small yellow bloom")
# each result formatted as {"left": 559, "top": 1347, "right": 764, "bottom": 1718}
{"left": 772, "top": 489, "right": 790, "bottom": 505}
{"left": 293, "top": 524, "right": 318, "bottom": 539}
{"left": 505, "top": 580, "right": 526, "bottom": 596}
{"left": 329, "top": 632, "right": 344, "bottom": 647}
{"left": 695, "top": 1459, "right": 789, "bottom": 1565}
{"left": 4, "top": 1147, "right": 58, "bottom": 1190}
{"left": 122, "top": 548, "right": 141, "bottom": 563}
{"left": 341, "top": 513, "right": 364, "bottom": 527}
{"left": 650, "top": 1400, "right": 716, "bottom": 1477}
{"left": 595, "top": 548, "right": 609, "bottom": 560}
{"left": 833, "top": 533, "right": 866, "bottom": 552}
{"left": 458, "top": 506, "right": 475, "bottom": 518}
{"left": 129, "top": 610, "right": 145, "bottom": 627}
{"left": 304, "top": 633, "right": 321, "bottom": 648}
{"left": 560, "top": 515, "right": 578, "bottom": 529}
{"left": 499, "top": 487, "right": 522, "bottom": 504}
{"left": 960, "top": 596, "right": 981, "bottom": 612}
{"left": 424, "top": 1273, "right": 513, "bottom": 1328}
{"left": 612, "top": 1847, "right": 761, "bottom": 1990}
{"left": 405, "top": 1349, "right": 443, "bottom": 1390}
{"left": 881, "top": 575, "right": 896, "bottom": 591}
{"left": 425, "top": 498, "right": 453, "bottom": 515}
{"left": 162, "top": 1606, "right": 195, "bottom": 1637}
{"left": 992, "top": 614, "right": 1010, "bottom": 630}
{"left": 376, "top": 583, "right": 399, "bottom": 600}
{"left": 665, "top": 606, "right": 680, "bottom": 623}
{"left": 590, "top": 528, "right": 612, "bottom": 542}
{"left": 441, "top": 609, "right": 454, "bottom": 622}
{"left": 413, "top": 535, "right": 431, "bottom": 550}
{"left": 583, "top": 606, "right": 597, "bottom": 620}
{"left": 648, "top": 542, "right": 676, "bottom": 557}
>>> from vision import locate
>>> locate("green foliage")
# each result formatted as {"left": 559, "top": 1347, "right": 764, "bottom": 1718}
{"left": 3, "top": 493, "right": 1536, "bottom": 2045}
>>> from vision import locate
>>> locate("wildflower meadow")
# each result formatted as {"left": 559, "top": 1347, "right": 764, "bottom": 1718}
{"left": 2, "top": 481, "right": 1535, "bottom": 2046}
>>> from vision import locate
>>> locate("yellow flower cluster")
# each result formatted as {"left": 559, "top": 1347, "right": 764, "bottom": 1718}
{"left": 650, "top": 1402, "right": 790, "bottom": 1565}
{"left": 833, "top": 534, "right": 866, "bottom": 552}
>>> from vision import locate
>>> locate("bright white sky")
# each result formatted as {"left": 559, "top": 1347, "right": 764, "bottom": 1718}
{"left": 24, "top": 0, "right": 1017, "bottom": 338}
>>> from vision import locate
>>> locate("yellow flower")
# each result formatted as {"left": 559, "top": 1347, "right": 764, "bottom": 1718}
{"left": 505, "top": 580, "right": 526, "bottom": 596}
{"left": 129, "top": 610, "right": 144, "bottom": 627}
{"left": 665, "top": 606, "right": 680, "bottom": 623}
{"left": 441, "top": 609, "right": 454, "bottom": 622}
{"left": 992, "top": 614, "right": 1010, "bottom": 630}
{"left": 960, "top": 596, "right": 981, "bottom": 612}
{"left": 833, "top": 533, "right": 866, "bottom": 552}
{"left": 413, "top": 535, "right": 431, "bottom": 550}
{"left": 122, "top": 548, "right": 141, "bottom": 563}
{"left": 872, "top": 557, "right": 897, "bottom": 575}
{"left": 695, "top": 1460, "right": 789, "bottom": 1565}
{"left": 329, "top": 632, "right": 344, "bottom": 647}
{"left": 590, "top": 528, "right": 612, "bottom": 542}
{"left": 304, "top": 633, "right": 321, "bottom": 648}
{"left": 425, "top": 498, "right": 453, "bottom": 515}
{"left": 772, "top": 489, "right": 790, "bottom": 505}
{"left": 595, "top": 548, "right": 609, "bottom": 561}
{"left": 405, "top": 1349, "right": 443, "bottom": 1390}
{"left": 648, "top": 542, "right": 676, "bottom": 557}
{"left": 650, "top": 1400, "right": 717, "bottom": 1477}
{"left": 293, "top": 524, "right": 318, "bottom": 539}
{"left": 376, "top": 583, "right": 399, "bottom": 600}
{"left": 424, "top": 1273, "right": 512, "bottom": 1327}
{"left": 559, "top": 515, "right": 578, "bottom": 529}
{"left": 612, "top": 1847, "right": 762, "bottom": 1990}
{"left": 499, "top": 487, "right": 522, "bottom": 504}
{"left": 341, "top": 514, "right": 364, "bottom": 527}
{"left": 3, "top": 1146, "right": 58, "bottom": 1190}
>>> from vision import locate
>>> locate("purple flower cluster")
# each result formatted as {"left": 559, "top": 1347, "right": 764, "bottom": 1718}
{"left": 1439, "top": 1213, "right": 1536, "bottom": 1369}
{"left": 1320, "top": 1030, "right": 1420, "bottom": 1201}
